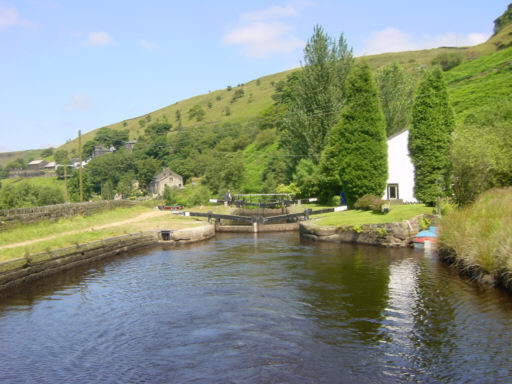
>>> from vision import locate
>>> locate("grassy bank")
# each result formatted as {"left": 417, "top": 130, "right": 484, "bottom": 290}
{"left": 0, "top": 203, "right": 221, "bottom": 263}
{"left": 439, "top": 188, "right": 512, "bottom": 276}
{"left": 312, "top": 204, "right": 433, "bottom": 227}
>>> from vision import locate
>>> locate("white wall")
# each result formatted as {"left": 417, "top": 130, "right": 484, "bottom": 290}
{"left": 383, "top": 130, "right": 417, "bottom": 203}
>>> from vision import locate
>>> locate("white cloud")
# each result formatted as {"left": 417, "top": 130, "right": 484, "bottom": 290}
{"left": 224, "top": 21, "right": 303, "bottom": 58}
{"left": 139, "top": 39, "right": 160, "bottom": 51}
{"left": 64, "top": 93, "right": 94, "bottom": 111}
{"left": 0, "top": 5, "right": 33, "bottom": 29}
{"left": 359, "top": 27, "right": 491, "bottom": 56}
{"left": 223, "top": 2, "right": 312, "bottom": 58}
{"left": 86, "top": 31, "right": 114, "bottom": 46}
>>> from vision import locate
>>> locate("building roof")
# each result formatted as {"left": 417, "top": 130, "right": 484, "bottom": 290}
{"left": 45, "top": 161, "right": 56, "bottom": 167}
{"left": 28, "top": 159, "right": 45, "bottom": 165}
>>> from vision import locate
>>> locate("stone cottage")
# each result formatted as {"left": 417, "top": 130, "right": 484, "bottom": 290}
{"left": 27, "top": 159, "right": 48, "bottom": 170}
{"left": 149, "top": 168, "right": 183, "bottom": 196}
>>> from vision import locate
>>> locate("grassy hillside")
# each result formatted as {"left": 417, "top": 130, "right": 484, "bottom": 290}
{"left": 1, "top": 14, "right": 509, "bottom": 172}
{"left": 445, "top": 45, "right": 512, "bottom": 123}
{"left": 0, "top": 149, "right": 45, "bottom": 167}
{"left": 56, "top": 23, "right": 512, "bottom": 156}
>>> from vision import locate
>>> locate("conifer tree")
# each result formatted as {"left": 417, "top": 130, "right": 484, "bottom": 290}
{"left": 409, "top": 68, "right": 455, "bottom": 204}
{"left": 332, "top": 60, "right": 388, "bottom": 207}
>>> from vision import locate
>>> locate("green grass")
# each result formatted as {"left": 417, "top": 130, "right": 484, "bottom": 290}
{"left": 445, "top": 46, "right": 512, "bottom": 123}
{"left": 0, "top": 204, "right": 209, "bottom": 262}
{"left": 0, "top": 205, "right": 147, "bottom": 247}
{"left": 312, "top": 204, "right": 433, "bottom": 227}
{"left": 440, "top": 188, "right": 512, "bottom": 274}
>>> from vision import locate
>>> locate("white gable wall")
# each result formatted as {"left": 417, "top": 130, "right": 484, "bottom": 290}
{"left": 383, "top": 130, "right": 417, "bottom": 203}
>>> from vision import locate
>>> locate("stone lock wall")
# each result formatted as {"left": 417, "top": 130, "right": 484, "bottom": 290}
{"left": 300, "top": 215, "right": 430, "bottom": 247}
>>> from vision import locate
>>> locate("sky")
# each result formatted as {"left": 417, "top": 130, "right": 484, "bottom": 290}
{"left": 0, "top": 0, "right": 509, "bottom": 152}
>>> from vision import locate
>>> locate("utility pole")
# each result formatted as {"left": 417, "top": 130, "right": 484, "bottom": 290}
{"left": 64, "top": 164, "right": 69, "bottom": 203}
{"left": 78, "top": 130, "right": 83, "bottom": 202}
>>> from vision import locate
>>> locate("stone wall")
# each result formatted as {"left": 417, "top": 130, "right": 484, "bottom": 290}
{"left": 0, "top": 200, "right": 137, "bottom": 229}
{"left": 300, "top": 215, "right": 430, "bottom": 247}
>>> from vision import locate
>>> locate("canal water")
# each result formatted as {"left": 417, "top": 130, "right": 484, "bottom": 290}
{"left": 1, "top": 233, "right": 511, "bottom": 383}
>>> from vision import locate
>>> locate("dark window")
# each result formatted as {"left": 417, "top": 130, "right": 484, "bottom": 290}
{"left": 387, "top": 184, "right": 399, "bottom": 199}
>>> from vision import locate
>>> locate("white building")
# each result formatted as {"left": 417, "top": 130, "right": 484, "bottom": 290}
{"left": 383, "top": 129, "right": 417, "bottom": 203}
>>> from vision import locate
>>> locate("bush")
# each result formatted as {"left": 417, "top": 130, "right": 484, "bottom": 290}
{"left": 354, "top": 194, "right": 386, "bottom": 212}
{"left": 432, "top": 53, "right": 462, "bottom": 71}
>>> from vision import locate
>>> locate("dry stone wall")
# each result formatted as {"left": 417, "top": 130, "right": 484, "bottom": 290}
{"left": 0, "top": 200, "right": 137, "bottom": 229}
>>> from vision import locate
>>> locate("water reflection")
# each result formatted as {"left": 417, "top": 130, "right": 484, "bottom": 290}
{"left": 0, "top": 233, "right": 511, "bottom": 383}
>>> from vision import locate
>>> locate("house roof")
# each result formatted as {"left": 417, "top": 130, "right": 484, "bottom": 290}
{"left": 387, "top": 128, "right": 409, "bottom": 142}
{"left": 45, "top": 161, "right": 56, "bottom": 167}
{"left": 28, "top": 159, "right": 45, "bottom": 165}
{"left": 151, "top": 168, "right": 182, "bottom": 183}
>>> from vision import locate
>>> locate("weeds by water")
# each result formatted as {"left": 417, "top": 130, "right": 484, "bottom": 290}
{"left": 440, "top": 188, "right": 512, "bottom": 274}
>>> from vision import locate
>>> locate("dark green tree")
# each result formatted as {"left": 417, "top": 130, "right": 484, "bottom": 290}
{"left": 136, "top": 158, "right": 161, "bottom": 191}
{"left": 68, "top": 170, "right": 92, "bottom": 202}
{"left": 54, "top": 149, "right": 69, "bottom": 164}
{"left": 145, "top": 122, "right": 172, "bottom": 137}
{"left": 409, "top": 67, "right": 455, "bottom": 204}
{"left": 375, "top": 62, "right": 417, "bottom": 136}
{"left": 494, "top": 3, "right": 512, "bottom": 34}
{"left": 279, "top": 25, "right": 353, "bottom": 170}
{"left": 333, "top": 60, "right": 388, "bottom": 207}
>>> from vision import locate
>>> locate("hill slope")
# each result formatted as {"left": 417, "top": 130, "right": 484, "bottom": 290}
{"left": 56, "top": 23, "right": 512, "bottom": 155}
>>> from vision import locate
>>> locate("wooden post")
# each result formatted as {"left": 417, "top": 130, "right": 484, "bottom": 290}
{"left": 64, "top": 164, "right": 69, "bottom": 203}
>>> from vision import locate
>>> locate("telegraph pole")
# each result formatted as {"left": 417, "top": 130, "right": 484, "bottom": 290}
{"left": 78, "top": 130, "right": 83, "bottom": 202}
{"left": 64, "top": 164, "right": 69, "bottom": 203}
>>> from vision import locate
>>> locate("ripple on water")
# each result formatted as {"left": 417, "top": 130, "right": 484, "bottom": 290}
{"left": 0, "top": 233, "right": 511, "bottom": 383}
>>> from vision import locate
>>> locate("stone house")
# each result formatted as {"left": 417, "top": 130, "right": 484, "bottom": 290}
{"left": 27, "top": 159, "right": 48, "bottom": 170}
{"left": 123, "top": 140, "right": 137, "bottom": 151}
{"left": 149, "top": 168, "right": 183, "bottom": 196}
{"left": 92, "top": 145, "right": 115, "bottom": 158}
{"left": 382, "top": 129, "right": 417, "bottom": 203}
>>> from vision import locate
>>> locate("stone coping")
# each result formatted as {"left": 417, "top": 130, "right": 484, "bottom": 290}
{"left": 0, "top": 224, "right": 215, "bottom": 294}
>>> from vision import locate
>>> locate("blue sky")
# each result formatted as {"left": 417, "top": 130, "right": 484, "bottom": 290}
{"left": 0, "top": 0, "right": 509, "bottom": 151}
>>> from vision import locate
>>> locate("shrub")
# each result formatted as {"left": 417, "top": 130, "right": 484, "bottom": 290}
{"left": 432, "top": 53, "right": 463, "bottom": 71}
{"left": 354, "top": 194, "right": 385, "bottom": 212}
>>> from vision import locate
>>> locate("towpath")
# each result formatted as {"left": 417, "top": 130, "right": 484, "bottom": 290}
{"left": 0, "top": 210, "right": 168, "bottom": 251}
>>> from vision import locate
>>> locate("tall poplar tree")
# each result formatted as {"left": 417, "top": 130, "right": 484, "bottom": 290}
{"left": 375, "top": 62, "right": 417, "bottom": 136}
{"left": 279, "top": 25, "right": 353, "bottom": 170}
{"left": 409, "top": 68, "right": 455, "bottom": 204}
{"left": 331, "top": 60, "right": 388, "bottom": 207}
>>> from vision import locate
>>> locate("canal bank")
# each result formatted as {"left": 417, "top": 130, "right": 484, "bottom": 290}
{"left": 299, "top": 214, "right": 429, "bottom": 247}
{"left": 0, "top": 224, "right": 215, "bottom": 294}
